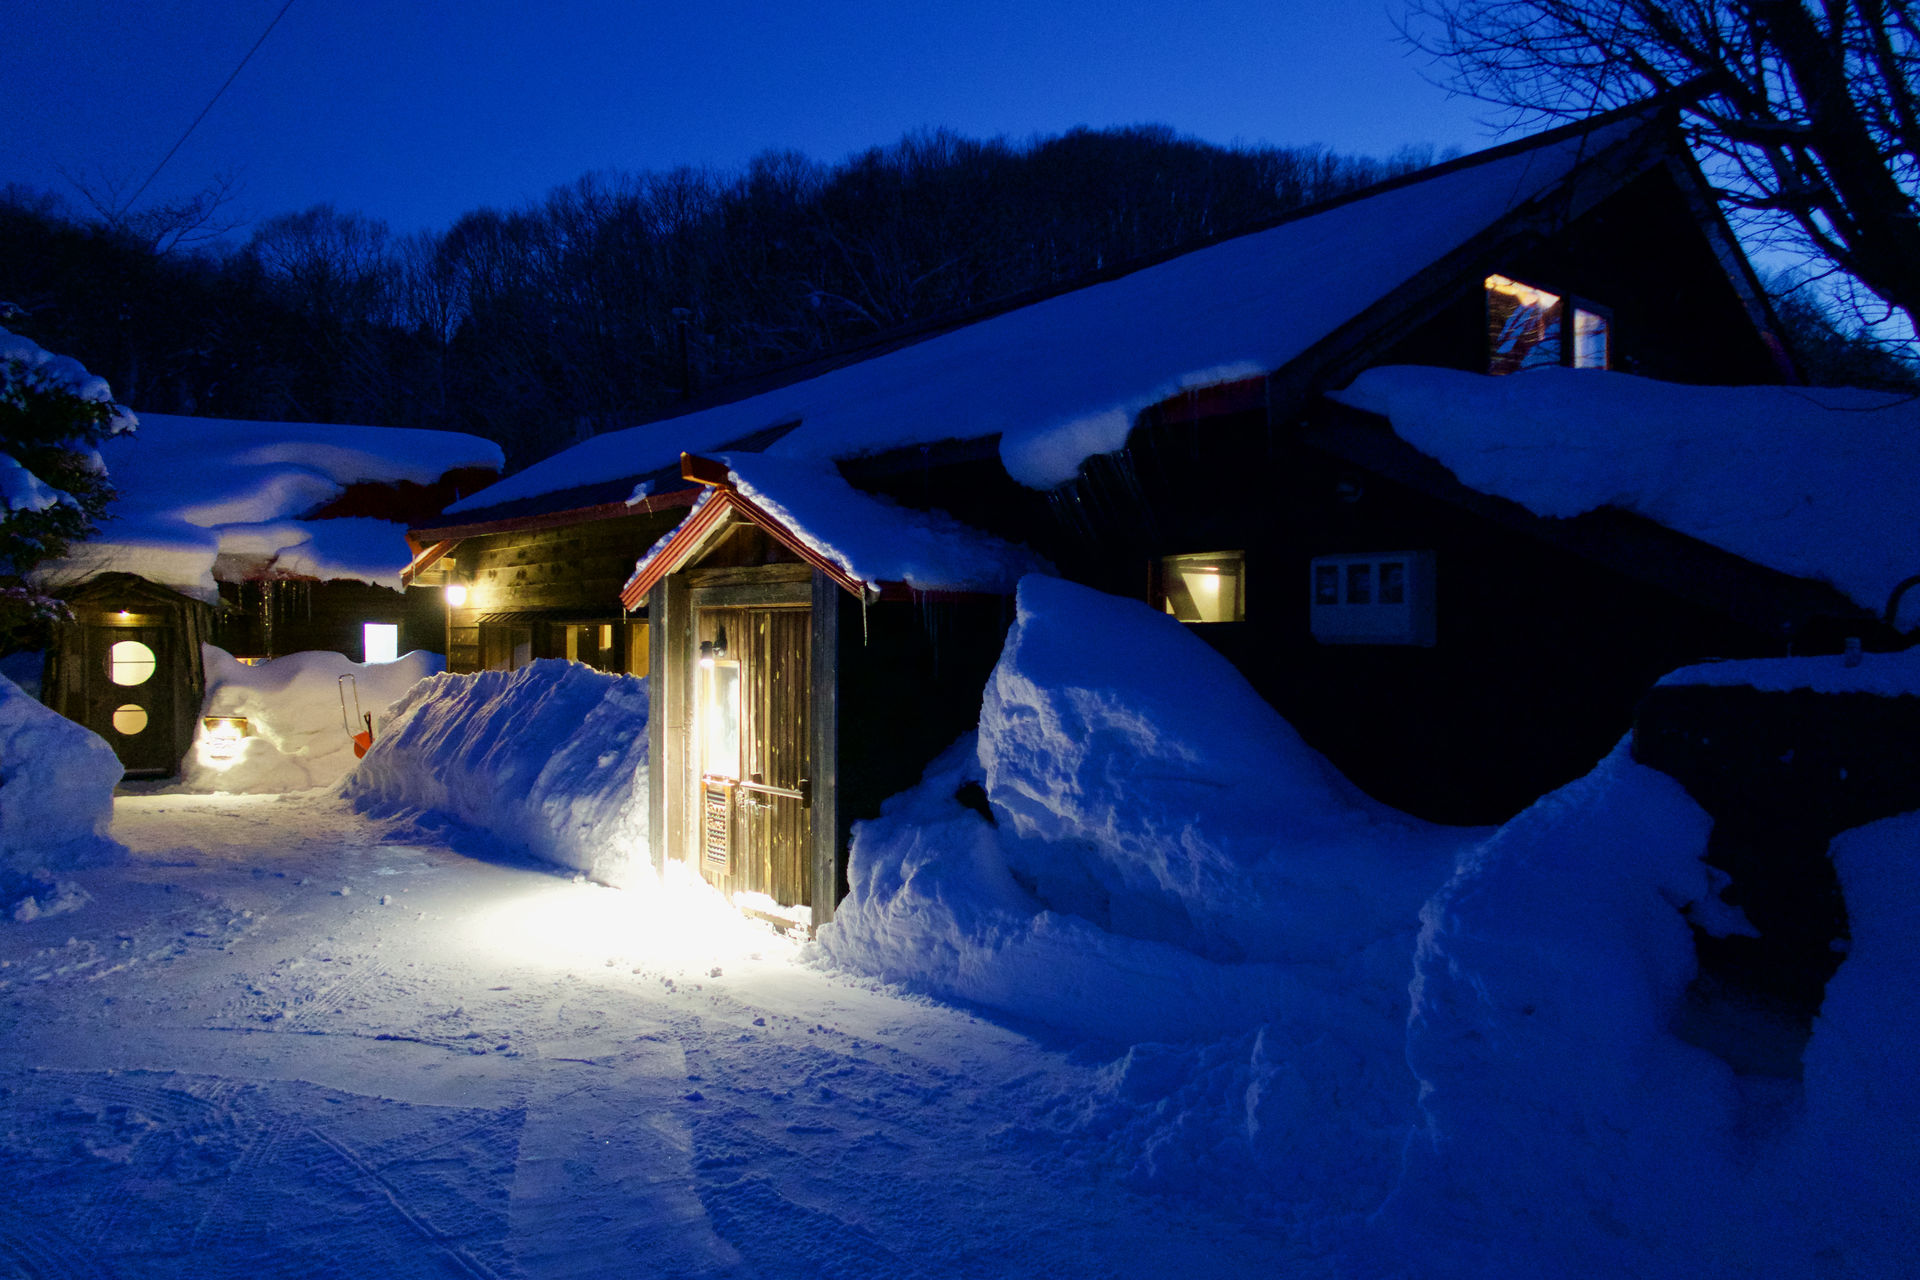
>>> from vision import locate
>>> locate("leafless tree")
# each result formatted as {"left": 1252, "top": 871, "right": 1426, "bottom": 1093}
{"left": 1401, "top": 0, "right": 1920, "bottom": 344}
{"left": 56, "top": 166, "right": 244, "bottom": 255}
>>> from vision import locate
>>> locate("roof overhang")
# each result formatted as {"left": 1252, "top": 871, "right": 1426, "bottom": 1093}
{"left": 401, "top": 489, "right": 702, "bottom": 587}
{"left": 619, "top": 453, "right": 1009, "bottom": 610}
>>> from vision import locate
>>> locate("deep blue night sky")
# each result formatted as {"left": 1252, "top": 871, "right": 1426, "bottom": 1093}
{"left": 7, "top": 0, "right": 1493, "bottom": 238}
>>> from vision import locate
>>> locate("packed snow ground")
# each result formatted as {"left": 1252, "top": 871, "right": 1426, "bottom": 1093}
{"left": 0, "top": 790, "right": 1317, "bottom": 1279}
{"left": 5, "top": 581, "right": 1918, "bottom": 1276}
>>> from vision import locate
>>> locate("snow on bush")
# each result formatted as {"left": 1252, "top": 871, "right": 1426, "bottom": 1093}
{"left": 820, "top": 576, "right": 1474, "bottom": 1211}
{"left": 176, "top": 645, "right": 441, "bottom": 794}
{"left": 344, "top": 660, "right": 651, "bottom": 887}
{"left": 0, "top": 673, "right": 123, "bottom": 921}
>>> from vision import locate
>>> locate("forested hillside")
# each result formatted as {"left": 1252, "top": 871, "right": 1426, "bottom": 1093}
{"left": 1, "top": 128, "right": 1440, "bottom": 465}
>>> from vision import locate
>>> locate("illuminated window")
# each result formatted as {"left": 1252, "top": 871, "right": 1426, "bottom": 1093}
{"left": 699, "top": 659, "right": 741, "bottom": 780}
{"left": 109, "top": 640, "right": 156, "bottom": 686}
{"left": 363, "top": 623, "right": 400, "bottom": 664}
{"left": 1153, "top": 551, "right": 1246, "bottom": 623}
{"left": 1486, "top": 274, "right": 1611, "bottom": 374}
{"left": 111, "top": 704, "right": 149, "bottom": 735}
{"left": 1309, "top": 551, "right": 1435, "bottom": 646}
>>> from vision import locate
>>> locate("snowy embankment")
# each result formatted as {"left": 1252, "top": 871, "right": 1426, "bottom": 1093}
{"left": 176, "top": 645, "right": 441, "bottom": 794}
{"left": 344, "top": 660, "right": 652, "bottom": 887}
{"left": 819, "top": 577, "right": 1920, "bottom": 1268}
{"left": 0, "top": 674, "right": 123, "bottom": 920}
{"left": 819, "top": 577, "right": 1476, "bottom": 1209}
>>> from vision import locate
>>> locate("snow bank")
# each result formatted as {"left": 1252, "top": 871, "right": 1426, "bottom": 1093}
{"left": 344, "top": 661, "right": 651, "bottom": 887}
{"left": 175, "top": 646, "right": 442, "bottom": 794}
{"left": 453, "top": 112, "right": 1651, "bottom": 511}
{"left": 1793, "top": 812, "right": 1920, "bottom": 1272}
{"left": 44, "top": 413, "right": 502, "bottom": 601}
{"left": 820, "top": 577, "right": 1472, "bottom": 1210}
{"left": 1384, "top": 744, "right": 1815, "bottom": 1275}
{"left": 0, "top": 674, "right": 123, "bottom": 921}
{"left": 1332, "top": 365, "right": 1920, "bottom": 624}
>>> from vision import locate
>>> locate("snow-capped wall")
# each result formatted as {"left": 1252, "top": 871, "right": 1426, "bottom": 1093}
{"left": 177, "top": 645, "right": 443, "bottom": 794}
{"left": 0, "top": 674, "right": 124, "bottom": 920}
{"left": 1331, "top": 365, "right": 1920, "bottom": 626}
{"left": 344, "top": 661, "right": 651, "bottom": 887}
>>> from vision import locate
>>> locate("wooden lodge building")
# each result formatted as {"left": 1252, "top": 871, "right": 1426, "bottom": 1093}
{"left": 408, "top": 96, "right": 1883, "bottom": 929}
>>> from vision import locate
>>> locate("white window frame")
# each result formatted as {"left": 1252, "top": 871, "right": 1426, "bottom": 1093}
{"left": 1309, "top": 551, "right": 1436, "bottom": 646}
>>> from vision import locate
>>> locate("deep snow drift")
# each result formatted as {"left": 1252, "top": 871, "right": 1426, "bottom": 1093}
{"left": 174, "top": 645, "right": 443, "bottom": 794}
{"left": 345, "top": 660, "right": 652, "bottom": 888}
{"left": 0, "top": 673, "right": 123, "bottom": 920}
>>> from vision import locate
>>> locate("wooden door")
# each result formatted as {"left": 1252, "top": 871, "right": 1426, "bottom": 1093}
{"left": 83, "top": 623, "right": 176, "bottom": 775}
{"left": 694, "top": 605, "right": 811, "bottom": 908}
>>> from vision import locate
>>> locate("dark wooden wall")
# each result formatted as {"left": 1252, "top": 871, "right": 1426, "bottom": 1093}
{"left": 213, "top": 580, "right": 443, "bottom": 661}
{"left": 443, "top": 510, "right": 683, "bottom": 673}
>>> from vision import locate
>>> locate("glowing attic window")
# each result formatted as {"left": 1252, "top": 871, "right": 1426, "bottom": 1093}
{"left": 1154, "top": 551, "right": 1246, "bottom": 623}
{"left": 363, "top": 623, "right": 399, "bottom": 664}
{"left": 1486, "top": 273, "right": 1610, "bottom": 374}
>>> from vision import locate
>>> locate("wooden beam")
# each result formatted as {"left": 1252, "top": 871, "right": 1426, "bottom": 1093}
{"left": 681, "top": 452, "right": 733, "bottom": 488}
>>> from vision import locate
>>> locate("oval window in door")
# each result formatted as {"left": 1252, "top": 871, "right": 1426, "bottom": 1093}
{"left": 109, "top": 640, "right": 156, "bottom": 686}
{"left": 111, "top": 704, "right": 149, "bottom": 735}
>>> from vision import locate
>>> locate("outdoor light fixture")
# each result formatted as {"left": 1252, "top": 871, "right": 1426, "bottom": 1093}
{"left": 444, "top": 582, "right": 468, "bottom": 607}
{"left": 199, "top": 715, "right": 249, "bottom": 767}
{"left": 698, "top": 625, "right": 730, "bottom": 669}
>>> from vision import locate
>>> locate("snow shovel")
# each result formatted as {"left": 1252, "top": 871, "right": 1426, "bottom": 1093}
{"left": 339, "top": 674, "right": 374, "bottom": 758}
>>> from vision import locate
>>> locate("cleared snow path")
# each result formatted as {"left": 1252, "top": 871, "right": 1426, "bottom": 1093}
{"left": 0, "top": 790, "right": 1315, "bottom": 1280}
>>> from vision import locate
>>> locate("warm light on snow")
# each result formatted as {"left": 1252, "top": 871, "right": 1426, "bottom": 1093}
{"left": 463, "top": 867, "right": 794, "bottom": 976}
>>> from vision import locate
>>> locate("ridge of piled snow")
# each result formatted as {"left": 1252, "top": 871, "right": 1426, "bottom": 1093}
{"left": 451, "top": 113, "right": 1652, "bottom": 512}
{"left": 173, "top": 645, "right": 442, "bottom": 794}
{"left": 634, "top": 455, "right": 1050, "bottom": 594}
{"left": 1660, "top": 645, "right": 1920, "bottom": 695}
{"left": 344, "top": 661, "right": 652, "bottom": 887}
{"left": 1331, "top": 365, "right": 1920, "bottom": 624}
{"left": 42, "top": 413, "right": 503, "bottom": 601}
{"left": 0, "top": 674, "right": 123, "bottom": 920}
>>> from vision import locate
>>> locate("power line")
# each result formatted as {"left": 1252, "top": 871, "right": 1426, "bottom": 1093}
{"left": 123, "top": 0, "right": 298, "bottom": 214}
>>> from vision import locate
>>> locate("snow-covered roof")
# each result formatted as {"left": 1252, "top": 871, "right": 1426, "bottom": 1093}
{"left": 44, "top": 413, "right": 505, "bottom": 602}
{"left": 450, "top": 107, "right": 1666, "bottom": 517}
{"left": 1329, "top": 365, "right": 1920, "bottom": 625}
{"left": 622, "top": 453, "right": 1051, "bottom": 605}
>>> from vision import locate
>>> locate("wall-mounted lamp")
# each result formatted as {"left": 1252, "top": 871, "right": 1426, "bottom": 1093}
{"left": 200, "top": 716, "right": 249, "bottom": 764}
{"left": 444, "top": 582, "right": 469, "bottom": 607}
{"left": 697, "top": 625, "right": 729, "bottom": 669}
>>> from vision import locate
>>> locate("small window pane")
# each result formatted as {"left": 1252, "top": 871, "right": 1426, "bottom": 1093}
{"left": 109, "top": 640, "right": 156, "bottom": 686}
{"left": 1379, "top": 562, "right": 1406, "bottom": 605}
{"left": 363, "top": 623, "right": 399, "bottom": 664}
{"left": 700, "top": 661, "right": 741, "bottom": 780}
{"left": 1154, "top": 552, "right": 1246, "bottom": 623}
{"left": 1486, "top": 273, "right": 1563, "bottom": 374}
{"left": 112, "top": 704, "right": 149, "bottom": 735}
{"left": 1314, "top": 564, "right": 1340, "bottom": 606}
{"left": 1346, "top": 563, "right": 1372, "bottom": 605}
{"left": 1573, "top": 307, "right": 1610, "bottom": 369}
